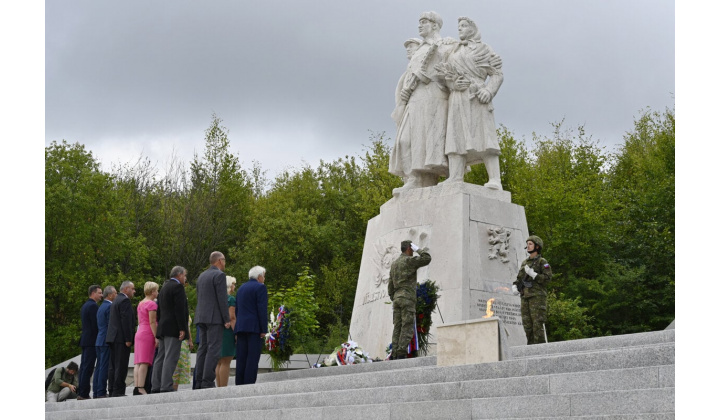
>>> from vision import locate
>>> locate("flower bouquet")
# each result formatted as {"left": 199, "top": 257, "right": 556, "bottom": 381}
{"left": 322, "top": 340, "right": 372, "bottom": 366}
{"left": 413, "top": 280, "right": 440, "bottom": 356}
{"left": 265, "top": 305, "right": 292, "bottom": 371}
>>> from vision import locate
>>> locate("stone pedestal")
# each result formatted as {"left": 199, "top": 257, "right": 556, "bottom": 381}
{"left": 435, "top": 317, "right": 508, "bottom": 366}
{"left": 349, "top": 182, "right": 529, "bottom": 360}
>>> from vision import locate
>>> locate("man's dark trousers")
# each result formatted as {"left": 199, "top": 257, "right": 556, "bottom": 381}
{"left": 152, "top": 337, "right": 182, "bottom": 392}
{"left": 77, "top": 346, "right": 96, "bottom": 398}
{"left": 235, "top": 332, "right": 263, "bottom": 385}
{"left": 195, "top": 323, "right": 224, "bottom": 389}
{"left": 93, "top": 345, "right": 110, "bottom": 397}
{"left": 109, "top": 342, "right": 131, "bottom": 397}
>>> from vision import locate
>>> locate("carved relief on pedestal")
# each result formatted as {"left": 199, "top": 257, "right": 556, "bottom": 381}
{"left": 487, "top": 226, "right": 511, "bottom": 263}
{"left": 371, "top": 238, "right": 399, "bottom": 288}
{"left": 370, "top": 229, "right": 430, "bottom": 288}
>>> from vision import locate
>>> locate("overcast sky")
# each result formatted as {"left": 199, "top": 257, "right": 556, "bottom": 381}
{"left": 7, "top": 3, "right": 713, "bottom": 412}
{"left": 45, "top": 0, "right": 675, "bottom": 179}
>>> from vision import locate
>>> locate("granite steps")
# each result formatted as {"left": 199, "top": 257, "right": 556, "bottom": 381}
{"left": 45, "top": 330, "right": 675, "bottom": 419}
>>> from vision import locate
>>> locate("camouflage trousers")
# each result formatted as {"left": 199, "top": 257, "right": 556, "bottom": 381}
{"left": 392, "top": 298, "right": 416, "bottom": 358}
{"left": 520, "top": 295, "right": 547, "bottom": 345}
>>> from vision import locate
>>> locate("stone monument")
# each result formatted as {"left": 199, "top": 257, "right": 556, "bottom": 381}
{"left": 349, "top": 12, "right": 529, "bottom": 359}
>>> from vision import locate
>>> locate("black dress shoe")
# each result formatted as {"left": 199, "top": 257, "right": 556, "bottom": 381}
{"left": 76, "top": 396, "right": 89, "bottom": 400}
{"left": 133, "top": 387, "right": 148, "bottom": 395}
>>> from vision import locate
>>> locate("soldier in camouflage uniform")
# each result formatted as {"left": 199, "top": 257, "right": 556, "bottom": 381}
{"left": 388, "top": 240, "right": 432, "bottom": 359}
{"left": 513, "top": 235, "right": 552, "bottom": 345}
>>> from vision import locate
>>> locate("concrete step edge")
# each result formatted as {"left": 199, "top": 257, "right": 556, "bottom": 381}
{"left": 253, "top": 343, "right": 674, "bottom": 385}
{"left": 511, "top": 341, "right": 675, "bottom": 360}
{"left": 105, "top": 388, "right": 675, "bottom": 420}
{"left": 509, "top": 330, "right": 674, "bottom": 358}
{"left": 44, "top": 370, "right": 674, "bottom": 418}
{"left": 257, "top": 355, "right": 436, "bottom": 383}
{"left": 44, "top": 348, "right": 675, "bottom": 414}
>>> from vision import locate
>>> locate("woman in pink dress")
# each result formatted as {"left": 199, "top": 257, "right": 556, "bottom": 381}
{"left": 133, "top": 281, "right": 159, "bottom": 395}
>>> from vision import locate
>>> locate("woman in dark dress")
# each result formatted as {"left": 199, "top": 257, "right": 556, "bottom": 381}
{"left": 215, "top": 276, "right": 237, "bottom": 387}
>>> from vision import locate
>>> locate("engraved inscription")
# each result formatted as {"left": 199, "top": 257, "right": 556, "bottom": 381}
{"left": 362, "top": 288, "right": 388, "bottom": 306}
{"left": 477, "top": 299, "right": 522, "bottom": 325}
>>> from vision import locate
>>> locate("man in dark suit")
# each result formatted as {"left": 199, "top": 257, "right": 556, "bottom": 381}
{"left": 77, "top": 284, "right": 102, "bottom": 400}
{"left": 151, "top": 266, "right": 190, "bottom": 393}
{"left": 106, "top": 281, "right": 136, "bottom": 397}
{"left": 194, "top": 251, "right": 231, "bottom": 389}
{"left": 93, "top": 285, "right": 116, "bottom": 398}
{"left": 234, "top": 266, "right": 268, "bottom": 385}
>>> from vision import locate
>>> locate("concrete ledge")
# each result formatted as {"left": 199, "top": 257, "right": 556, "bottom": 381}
{"left": 569, "top": 388, "right": 675, "bottom": 416}
{"left": 436, "top": 317, "right": 508, "bottom": 367}
{"left": 500, "top": 416, "right": 675, "bottom": 420}
{"left": 257, "top": 355, "right": 436, "bottom": 383}
{"left": 548, "top": 366, "right": 662, "bottom": 394}
{"left": 126, "top": 410, "right": 676, "bottom": 420}
{"left": 510, "top": 329, "right": 674, "bottom": 359}
{"left": 382, "top": 182, "right": 513, "bottom": 210}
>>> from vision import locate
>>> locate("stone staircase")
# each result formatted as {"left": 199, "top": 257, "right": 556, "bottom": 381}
{"left": 44, "top": 329, "right": 674, "bottom": 419}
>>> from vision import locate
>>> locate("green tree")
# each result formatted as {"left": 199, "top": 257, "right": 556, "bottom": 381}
{"left": 546, "top": 290, "right": 600, "bottom": 341}
{"left": 233, "top": 135, "right": 397, "bottom": 345}
{"left": 45, "top": 141, "right": 150, "bottom": 367}
{"left": 185, "top": 113, "right": 255, "bottom": 279}
{"left": 356, "top": 132, "right": 403, "bottom": 223}
{"left": 515, "top": 124, "right": 616, "bottom": 285}
{"left": 267, "top": 267, "right": 321, "bottom": 366}
{"left": 604, "top": 107, "right": 675, "bottom": 332}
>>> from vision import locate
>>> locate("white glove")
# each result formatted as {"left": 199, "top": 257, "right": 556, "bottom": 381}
{"left": 512, "top": 284, "right": 520, "bottom": 296}
{"left": 410, "top": 243, "right": 419, "bottom": 252}
{"left": 524, "top": 265, "right": 537, "bottom": 279}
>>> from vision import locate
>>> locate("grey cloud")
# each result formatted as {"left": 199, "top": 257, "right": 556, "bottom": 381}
{"left": 46, "top": 0, "right": 674, "bottom": 176}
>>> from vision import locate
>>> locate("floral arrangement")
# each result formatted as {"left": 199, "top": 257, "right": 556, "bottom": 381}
{"left": 383, "top": 280, "right": 440, "bottom": 359}
{"left": 265, "top": 305, "right": 292, "bottom": 371}
{"left": 321, "top": 341, "right": 372, "bottom": 366}
{"left": 414, "top": 280, "right": 440, "bottom": 356}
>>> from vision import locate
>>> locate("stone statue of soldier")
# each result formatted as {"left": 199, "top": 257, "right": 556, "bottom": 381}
{"left": 389, "top": 11, "right": 453, "bottom": 192}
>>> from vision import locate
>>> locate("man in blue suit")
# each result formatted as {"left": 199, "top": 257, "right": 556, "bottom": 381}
{"left": 92, "top": 285, "right": 116, "bottom": 398}
{"left": 106, "top": 281, "right": 136, "bottom": 397}
{"left": 77, "top": 285, "right": 102, "bottom": 400}
{"left": 234, "top": 266, "right": 268, "bottom": 385}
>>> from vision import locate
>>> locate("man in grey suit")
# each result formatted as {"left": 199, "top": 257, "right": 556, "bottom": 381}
{"left": 151, "top": 266, "right": 190, "bottom": 393}
{"left": 194, "top": 252, "right": 231, "bottom": 389}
